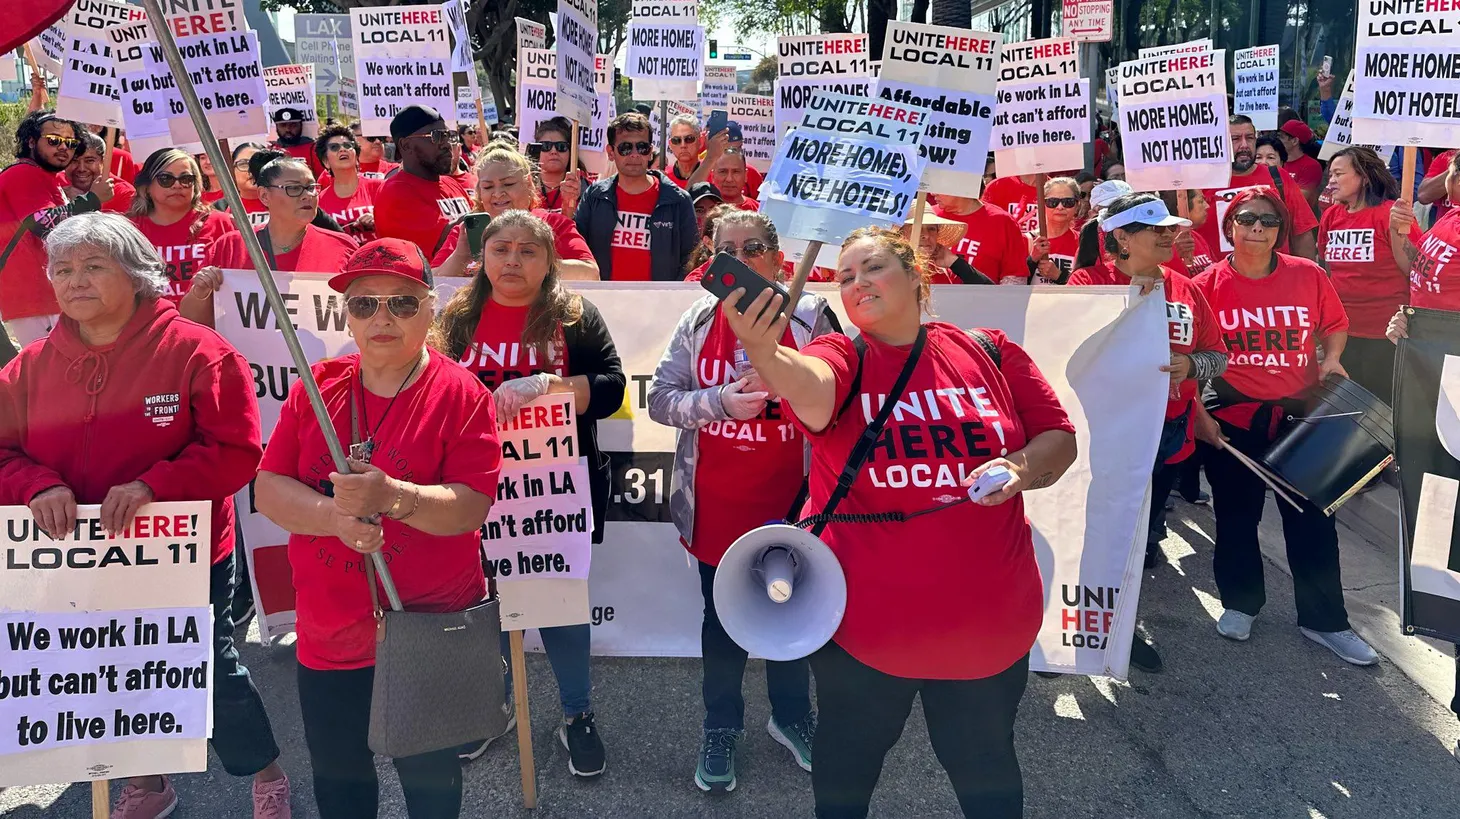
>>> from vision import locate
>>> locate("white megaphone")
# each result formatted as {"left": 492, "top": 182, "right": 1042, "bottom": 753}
{"left": 712, "top": 524, "right": 847, "bottom": 661}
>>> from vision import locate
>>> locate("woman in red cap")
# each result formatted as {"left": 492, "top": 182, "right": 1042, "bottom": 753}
{"left": 255, "top": 237, "right": 503, "bottom": 819}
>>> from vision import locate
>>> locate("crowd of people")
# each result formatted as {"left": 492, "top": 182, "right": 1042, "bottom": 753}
{"left": 1, "top": 74, "right": 1458, "bottom": 819}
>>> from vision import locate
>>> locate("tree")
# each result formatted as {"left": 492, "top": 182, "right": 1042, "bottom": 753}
{"left": 930, "top": 0, "right": 970, "bottom": 29}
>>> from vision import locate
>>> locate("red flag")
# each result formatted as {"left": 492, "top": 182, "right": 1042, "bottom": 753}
{"left": 2, "top": 0, "right": 76, "bottom": 59}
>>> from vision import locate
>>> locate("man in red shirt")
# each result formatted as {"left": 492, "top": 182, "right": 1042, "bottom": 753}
{"left": 62, "top": 132, "right": 135, "bottom": 214}
{"left": 271, "top": 108, "right": 323, "bottom": 177}
{"left": 374, "top": 105, "right": 472, "bottom": 257}
{"left": 666, "top": 114, "right": 702, "bottom": 189}
{"left": 1276, "top": 121, "right": 1323, "bottom": 198}
{"left": 930, "top": 193, "right": 1031, "bottom": 284}
{"left": 711, "top": 150, "right": 758, "bottom": 211}
{"left": 351, "top": 122, "right": 400, "bottom": 180}
{"left": 1199, "top": 115, "right": 1318, "bottom": 260}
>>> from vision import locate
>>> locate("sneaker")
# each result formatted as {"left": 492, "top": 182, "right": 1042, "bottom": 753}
{"left": 1216, "top": 609, "right": 1255, "bottom": 642}
{"left": 230, "top": 594, "right": 256, "bottom": 629}
{"left": 252, "top": 774, "right": 291, "bottom": 819}
{"left": 767, "top": 712, "right": 815, "bottom": 772}
{"left": 1130, "top": 637, "right": 1163, "bottom": 673}
{"left": 694, "top": 728, "right": 742, "bottom": 792}
{"left": 1181, "top": 488, "right": 1211, "bottom": 505}
{"left": 458, "top": 706, "right": 517, "bottom": 762}
{"left": 1033, "top": 670, "right": 1063, "bottom": 679}
{"left": 111, "top": 777, "right": 177, "bottom": 819}
{"left": 1300, "top": 628, "right": 1379, "bottom": 666}
{"left": 558, "top": 711, "right": 606, "bottom": 777}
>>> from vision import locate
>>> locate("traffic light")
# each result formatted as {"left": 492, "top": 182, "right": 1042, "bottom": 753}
{"left": 709, "top": 38, "right": 718, "bottom": 59}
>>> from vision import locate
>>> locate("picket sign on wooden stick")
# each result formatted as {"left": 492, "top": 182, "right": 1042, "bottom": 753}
{"left": 475, "top": 97, "right": 488, "bottom": 140}
{"left": 1402, "top": 146, "right": 1418, "bottom": 204}
{"left": 908, "top": 190, "right": 928, "bottom": 252}
{"left": 659, "top": 100, "right": 669, "bottom": 168}
{"left": 510, "top": 630, "right": 538, "bottom": 809}
{"left": 1176, "top": 192, "right": 1193, "bottom": 267}
{"left": 21, "top": 44, "right": 47, "bottom": 108}
{"left": 100, "top": 127, "right": 113, "bottom": 190}
{"left": 786, "top": 241, "right": 822, "bottom": 314}
{"left": 91, "top": 781, "right": 108, "bottom": 818}
{"left": 570, "top": 119, "right": 580, "bottom": 180}
{"left": 1035, "top": 173, "right": 1048, "bottom": 239}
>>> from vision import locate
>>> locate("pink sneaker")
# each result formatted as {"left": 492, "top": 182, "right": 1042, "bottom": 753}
{"left": 110, "top": 777, "right": 178, "bottom": 819}
{"left": 252, "top": 774, "right": 292, "bottom": 819}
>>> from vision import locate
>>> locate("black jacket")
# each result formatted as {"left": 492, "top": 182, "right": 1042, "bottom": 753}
{"left": 562, "top": 298, "right": 626, "bottom": 543}
{"left": 574, "top": 170, "right": 697, "bottom": 281}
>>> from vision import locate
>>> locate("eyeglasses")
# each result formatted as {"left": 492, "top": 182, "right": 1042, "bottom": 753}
{"left": 232, "top": 159, "right": 251, "bottom": 170}
{"left": 615, "top": 141, "right": 654, "bottom": 156}
{"left": 265, "top": 182, "right": 322, "bottom": 198}
{"left": 1233, "top": 212, "right": 1283, "bottom": 228}
{"left": 326, "top": 142, "right": 358, "bottom": 153}
{"left": 402, "top": 129, "right": 461, "bottom": 146}
{"left": 1044, "top": 197, "right": 1078, "bottom": 209}
{"left": 41, "top": 134, "right": 81, "bottom": 149}
{"left": 346, "top": 294, "right": 422, "bottom": 320}
{"left": 153, "top": 173, "right": 198, "bottom": 189}
{"left": 715, "top": 239, "right": 773, "bottom": 259}
{"left": 669, "top": 136, "right": 697, "bottom": 146}
{"left": 1125, "top": 223, "right": 1182, "bottom": 236}
{"left": 538, "top": 140, "right": 570, "bottom": 153}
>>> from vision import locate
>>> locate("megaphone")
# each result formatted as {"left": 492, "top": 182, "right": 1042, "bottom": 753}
{"left": 712, "top": 524, "right": 847, "bottom": 661}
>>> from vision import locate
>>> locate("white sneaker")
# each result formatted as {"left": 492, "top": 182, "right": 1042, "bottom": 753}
{"left": 1216, "top": 609, "right": 1255, "bottom": 641}
{"left": 1300, "top": 628, "right": 1379, "bottom": 666}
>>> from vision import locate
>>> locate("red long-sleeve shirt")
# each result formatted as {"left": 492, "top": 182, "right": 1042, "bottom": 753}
{"left": 0, "top": 161, "right": 71, "bottom": 319}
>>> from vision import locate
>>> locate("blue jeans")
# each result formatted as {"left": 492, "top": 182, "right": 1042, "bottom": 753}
{"left": 501, "top": 624, "right": 593, "bottom": 716}
{"left": 211, "top": 550, "right": 281, "bottom": 776}
{"left": 699, "top": 559, "right": 812, "bottom": 731}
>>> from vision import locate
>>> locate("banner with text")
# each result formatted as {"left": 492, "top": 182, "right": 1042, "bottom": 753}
{"left": 1353, "top": 0, "right": 1460, "bottom": 148}
{"left": 700, "top": 64, "right": 738, "bottom": 112}
{"left": 774, "top": 76, "right": 873, "bottom": 138}
{"left": 350, "top": 6, "right": 453, "bottom": 137}
{"left": 1233, "top": 44, "right": 1279, "bottom": 130}
{"left": 56, "top": 0, "right": 146, "bottom": 128}
{"left": 1117, "top": 48, "right": 1231, "bottom": 192}
{"left": 991, "top": 36, "right": 1090, "bottom": 176}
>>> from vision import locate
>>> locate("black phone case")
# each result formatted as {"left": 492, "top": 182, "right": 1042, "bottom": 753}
{"left": 463, "top": 213, "right": 493, "bottom": 257}
{"left": 701, "top": 252, "right": 791, "bottom": 321}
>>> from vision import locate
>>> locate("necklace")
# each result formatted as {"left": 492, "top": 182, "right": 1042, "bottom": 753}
{"left": 351, "top": 351, "right": 425, "bottom": 463}
{"left": 273, "top": 228, "right": 307, "bottom": 254}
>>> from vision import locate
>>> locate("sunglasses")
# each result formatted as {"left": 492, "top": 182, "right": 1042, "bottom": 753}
{"left": 265, "top": 182, "right": 322, "bottom": 198}
{"left": 538, "top": 140, "right": 570, "bottom": 153}
{"left": 669, "top": 135, "right": 697, "bottom": 146}
{"left": 403, "top": 129, "right": 461, "bottom": 146}
{"left": 715, "top": 239, "right": 773, "bottom": 259}
{"left": 1044, "top": 197, "right": 1079, "bottom": 209}
{"left": 41, "top": 134, "right": 81, "bottom": 149}
{"left": 153, "top": 173, "right": 198, "bottom": 189}
{"left": 358, "top": 135, "right": 385, "bottom": 143}
{"left": 346, "top": 294, "right": 422, "bottom": 320}
{"left": 615, "top": 141, "right": 654, "bottom": 156}
{"left": 1233, "top": 212, "right": 1283, "bottom": 228}
{"left": 326, "top": 141, "right": 358, "bottom": 153}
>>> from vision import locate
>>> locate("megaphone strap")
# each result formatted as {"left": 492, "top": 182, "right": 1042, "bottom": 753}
{"left": 792, "top": 496, "right": 970, "bottom": 532}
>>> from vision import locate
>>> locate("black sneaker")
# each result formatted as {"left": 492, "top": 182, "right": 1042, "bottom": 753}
{"left": 229, "top": 593, "right": 255, "bottom": 630}
{"left": 558, "top": 711, "right": 606, "bottom": 777}
{"left": 1130, "top": 637, "right": 1164, "bottom": 673}
{"left": 694, "top": 728, "right": 742, "bottom": 792}
{"left": 1181, "top": 488, "right": 1211, "bottom": 505}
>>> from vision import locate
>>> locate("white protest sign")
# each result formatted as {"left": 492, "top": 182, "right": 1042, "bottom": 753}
{"left": 295, "top": 13, "right": 352, "bottom": 95}
{"left": 556, "top": 0, "right": 599, "bottom": 124}
{"left": 516, "top": 17, "right": 547, "bottom": 50}
{"left": 649, "top": 98, "right": 698, "bottom": 137}
{"left": 1062, "top": 0, "right": 1113, "bottom": 42}
{"left": 876, "top": 21, "right": 1001, "bottom": 196}
{"left": 455, "top": 85, "right": 477, "bottom": 125}
{"left": 991, "top": 36, "right": 1090, "bottom": 176}
{"left": 57, "top": 0, "right": 145, "bottom": 128}
{"left": 443, "top": 0, "right": 474, "bottom": 73}
{"left": 1319, "top": 70, "right": 1396, "bottom": 164}
{"left": 108, "top": 20, "right": 173, "bottom": 159}
{"left": 339, "top": 76, "right": 359, "bottom": 116}
{"left": 775, "top": 76, "right": 872, "bottom": 137}
{"left": 700, "top": 64, "right": 738, "bottom": 112}
{"left": 1117, "top": 49, "right": 1231, "bottom": 192}
{"left": 580, "top": 55, "right": 613, "bottom": 174}
{"left": 1353, "top": 0, "right": 1460, "bottom": 148}
{"left": 515, "top": 48, "right": 607, "bottom": 162}
{"left": 0, "top": 502, "right": 213, "bottom": 787}
{"left": 147, "top": 29, "right": 269, "bottom": 142}
{"left": 777, "top": 33, "right": 869, "bottom": 78}
{"left": 263, "top": 64, "right": 317, "bottom": 139}
{"left": 350, "top": 6, "right": 453, "bottom": 137}
{"left": 32, "top": 26, "right": 67, "bottom": 77}
{"left": 729, "top": 93, "right": 775, "bottom": 172}
{"left": 626, "top": 0, "right": 703, "bottom": 101}
{"left": 1139, "top": 38, "right": 1212, "bottom": 59}
{"left": 1233, "top": 44, "right": 1279, "bottom": 131}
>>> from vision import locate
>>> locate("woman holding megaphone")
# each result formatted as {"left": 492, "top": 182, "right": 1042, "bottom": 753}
{"left": 721, "top": 227, "right": 1078, "bottom": 819}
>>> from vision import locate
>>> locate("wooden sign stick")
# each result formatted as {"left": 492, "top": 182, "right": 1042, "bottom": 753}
{"left": 510, "top": 630, "right": 537, "bottom": 809}
{"left": 908, "top": 190, "right": 928, "bottom": 252}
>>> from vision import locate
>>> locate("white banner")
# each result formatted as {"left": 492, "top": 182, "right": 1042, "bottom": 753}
{"left": 0, "top": 502, "right": 213, "bottom": 787}
{"left": 1233, "top": 45, "right": 1279, "bottom": 131}
{"left": 625, "top": 0, "right": 703, "bottom": 96}
{"left": 777, "top": 33, "right": 869, "bottom": 78}
{"left": 1353, "top": 0, "right": 1460, "bottom": 148}
{"left": 1139, "top": 38, "right": 1212, "bottom": 59}
{"left": 350, "top": 5, "right": 453, "bottom": 137}
{"left": 516, "top": 17, "right": 547, "bottom": 51}
{"left": 992, "top": 37, "right": 1090, "bottom": 176}
{"left": 1117, "top": 49, "right": 1231, "bottom": 192}
{"left": 774, "top": 76, "right": 873, "bottom": 137}
{"left": 147, "top": 30, "right": 269, "bottom": 143}
{"left": 514, "top": 49, "right": 610, "bottom": 169}
{"left": 31, "top": 25, "right": 67, "bottom": 77}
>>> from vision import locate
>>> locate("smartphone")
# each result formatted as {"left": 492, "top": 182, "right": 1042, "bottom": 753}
{"left": 463, "top": 213, "right": 493, "bottom": 258}
{"left": 526, "top": 142, "right": 544, "bottom": 161}
{"left": 1320, "top": 55, "right": 1332, "bottom": 77}
{"left": 707, "top": 109, "right": 728, "bottom": 137}
{"left": 702, "top": 252, "right": 790, "bottom": 322}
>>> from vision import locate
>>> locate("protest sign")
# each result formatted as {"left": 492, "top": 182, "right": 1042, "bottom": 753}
{"left": 1139, "top": 38, "right": 1212, "bottom": 59}
{"left": 515, "top": 48, "right": 607, "bottom": 163}
{"left": 1320, "top": 70, "right": 1396, "bottom": 164}
{"left": 109, "top": 20, "right": 174, "bottom": 159}
{"left": 876, "top": 21, "right": 1001, "bottom": 196}
{"left": 339, "top": 76, "right": 359, "bottom": 116}
{"left": 1062, "top": 0, "right": 1113, "bottom": 42}
{"left": 777, "top": 33, "right": 869, "bottom": 78}
{"left": 295, "top": 13, "right": 352, "bottom": 95}
{"left": 516, "top": 16, "right": 547, "bottom": 50}
{"left": 350, "top": 6, "right": 453, "bottom": 137}
{"left": 56, "top": 0, "right": 145, "bottom": 128}
{"left": 1106, "top": 64, "right": 1119, "bottom": 110}
{"left": 1353, "top": 0, "right": 1460, "bottom": 148}
{"left": 32, "top": 25, "right": 67, "bottom": 76}
{"left": 991, "top": 36, "right": 1090, "bottom": 176}
{"left": 1117, "top": 49, "right": 1231, "bottom": 192}
{"left": 1233, "top": 45, "right": 1279, "bottom": 130}
{"left": 443, "top": 0, "right": 473, "bottom": 73}
{"left": 263, "top": 64, "right": 317, "bottom": 139}
{"left": 580, "top": 55, "right": 613, "bottom": 175}
{"left": 626, "top": 0, "right": 703, "bottom": 101}
{"left": 775, "top": 76, "right": 872, "bottom": 137}
{"left": 556, "top": 0, "right": 598, "bottom": 124}
{"left": 0, "top": 502, "right": 213, "bottom": 787}
{"left": 147, "top": 29, "right": 268, "bottom": 142}
{"left": 700, "top": 64, "right": 738, "bottom": 112}
{"left": 729, "top": 93, "right": 775, "bottom": 172}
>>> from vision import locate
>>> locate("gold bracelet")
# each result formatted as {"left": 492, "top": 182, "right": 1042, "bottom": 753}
{"left": 395, "top": 485, "right": 421, "bottom": 522}
{"left": 386, "top": 482, "right": 405, "bottom": 519}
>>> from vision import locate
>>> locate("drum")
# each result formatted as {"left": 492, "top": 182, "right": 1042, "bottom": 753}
{"left": 1259, "top": 375, "right": 1395, "bottom": 516}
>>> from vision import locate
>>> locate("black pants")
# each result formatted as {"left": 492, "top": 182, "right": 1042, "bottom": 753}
{"left": 1147, "top": 460, "right": 1182, "bottom": 547}
{"left": 210, "top": 551, "right": 281, "bottom": 776}
{"left": 810, "top": 641, "right": 1028, "bottom": 819}
{"left": 699, "top": 559, "right": 812, "bottom": 731}
{"left": 1343, "top": 335, "right": 1397, "bottom": 407}
{"left": 1201, "top": 426, "right": 1351, "bottom": 632}
{"left": 297, "top": 664, "right": 462, "bottom": 819}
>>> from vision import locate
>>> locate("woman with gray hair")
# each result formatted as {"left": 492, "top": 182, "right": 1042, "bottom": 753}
{"left": 648, "top": 209, "right": 837, "bottom": 793}
{"left": 0, "top": 212, "right": 293, "bottom": 818}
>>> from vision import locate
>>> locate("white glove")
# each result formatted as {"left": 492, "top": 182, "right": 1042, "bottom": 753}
{"left": 720, "top": 377, "right": 769, "bottom": 421}
{"left": 494, "top": 373, "right": 553, "bottom": 420}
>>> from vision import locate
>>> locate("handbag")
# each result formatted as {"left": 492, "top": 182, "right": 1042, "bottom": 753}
{"left": 350, "top": 381, "right": 508, "bottom": 759}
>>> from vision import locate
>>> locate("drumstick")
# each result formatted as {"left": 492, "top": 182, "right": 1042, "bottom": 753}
{"left": 1219, "top": 441, "right": 1303, "bottom": 511}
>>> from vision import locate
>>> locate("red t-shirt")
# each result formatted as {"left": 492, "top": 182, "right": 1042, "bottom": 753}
{"left": 541, "top": 170, "right": 592, "bottom": 211}
{"left": 0, "top": 161, "right": 67, "bottom": 319}
{"left": 110, "top": 148, "right": 137, "bottom": 184}
{"left": 238, "top": 196, "right": 271, "bottom": 230}
{"left": 1409, "top": 209, "right": 1460, "bottom": 310}
{"left": 791, "top": 324, "right": 1075, "bottom": 679}
{"left": 931, "top": 203, "right": 1028, "bottom": 284}
{"left": 432, "top": 208, "right": 593, "bottom": 269}
{"left": 131, "top": 210, "right": 238, "bottom": 301}
{"left": 212, "top": 224, "right": 359, "bottom": 273}
{"left": 730, "top": 197, "right": 760, "bottom": 212}
{"left": 450, "top": 170, "right": 478, "bottom": 198}
{"left": 375, "top": 171, "right": 472, "bottom": 255}
{"left": 1201, "top": 166, "right": 1319, "bottom": 254}
{"left": 99, "top": 178, "right": 136, "bottom": 214}
{"left": 1286, "top": 154, "right": 1323, "bottom": 192}
{"left": 609, "top": 178, "right": 658, "bottom": 282}
{"left": 1425, "top": 149, "right": 1455, "bottom": 224}
{"left": 1168, "top": 231, "right": 1217, "bottom": 278}
{"left": 690, "top": 311, "right": 804, "bottom": 566}
{"left": 318, "top": 175, "right": 384, "bottom": 243}
{"left": 982, "top": 176, "right": 1039, "bottom": 234}
{"left": 1026, "top": 228, "right": 1078, "bottom": 284}
{"left": 260, "top": 350, "right": 502, "bottom": 671}
{"left": 358, "top": 158, "right": 400, "bottom": 180}
{"left": 667, "top": 161, "right": 696, "bottom": 189}
{"left": 1194, "top": 254, "right": 1349, "bottom": 426}
{"left": 278, "top": 141, "right": 325, "bottom": 178}
{"left": 456, "top": 300, "right": 567, "bottom": 389}
{"left": 745, "top": 164, "right": 763, "bottom": 199}
{"left": 1318, "top": 201, "right": 1409, "bottom": 338}
{"left": 202, "top": 188, "right": 225, "bottom": 205}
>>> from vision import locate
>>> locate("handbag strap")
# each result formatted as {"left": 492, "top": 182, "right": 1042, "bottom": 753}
{"left": 807, "top": 326, "right": 927, "bottom": 536}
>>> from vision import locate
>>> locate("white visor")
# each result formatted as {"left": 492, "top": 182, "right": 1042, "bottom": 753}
{"left": 1099, "top": 200, "right": 1192, "bottom": 232}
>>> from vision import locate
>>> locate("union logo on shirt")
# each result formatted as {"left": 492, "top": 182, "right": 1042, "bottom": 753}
{"left": 1167, "top": 300, "right": 1194, "bottom": 347}
{"left": 142, "top": 392, "right": 181, "bottom": 428}
{"left": 1324, "top": 228, "right": 1376, "bottom": 263}
{"left": 437, "top": 197, "right": 471, "bottom": 219}
{"left": 955, "top": 236, "right": 984, "bottom": 264}
{"left": 612, "top": 212, "right": 651, "bottom": 250}
{"left": 1413, "top": 231, "right": 1459, "bottom": 295}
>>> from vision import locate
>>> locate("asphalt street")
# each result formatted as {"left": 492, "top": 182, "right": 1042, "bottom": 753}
{"left": 4, "top": 493, "right": 1460, "bottom": 818}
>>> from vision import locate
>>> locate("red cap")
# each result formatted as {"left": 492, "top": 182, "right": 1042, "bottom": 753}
{"left": 1279, "top": 120, "right": 1314, "bottom": 144}
{"left": 328, "top": 238, "right": 435, "bottom": 292}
